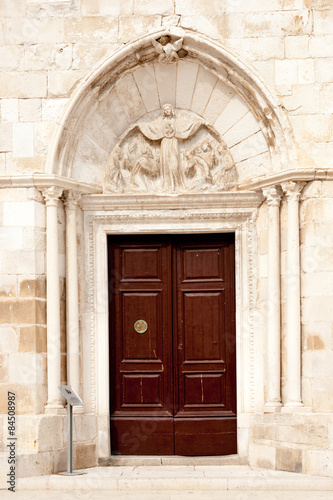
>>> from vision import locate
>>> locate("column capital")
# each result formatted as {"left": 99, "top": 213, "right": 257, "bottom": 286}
{"left": 42, "top": 186, "right": 63, "bottom": 206}
{"left": 64, "top": 190, "right": 81, "bottom": 210}
{"left": 262, "top": 185, "right": 282, "bottom": 207}
{"left": 281, "top": 181, "right": 306, "bottom": 202}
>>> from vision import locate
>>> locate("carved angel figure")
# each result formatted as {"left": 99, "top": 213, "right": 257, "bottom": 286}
{"left": 152, "top": 35, "right": 184, "bottom": 64}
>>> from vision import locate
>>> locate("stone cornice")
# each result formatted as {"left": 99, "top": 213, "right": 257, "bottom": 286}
{"left": 0, "top": 175, "right": 101, "bottom": 194}
{"left": 239, "top": 168, "right": 333, "bottom": 191}
{"left": 80, "top": 191, "right": 263, "bottom": 211}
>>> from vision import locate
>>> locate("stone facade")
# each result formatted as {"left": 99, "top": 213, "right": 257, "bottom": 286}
{"left": 1, "top": 0, "right": 333, "bottom": 483}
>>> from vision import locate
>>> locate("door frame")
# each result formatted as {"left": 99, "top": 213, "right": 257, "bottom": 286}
{"left": 81, "top": 192, "right": 262, "bottom": 462}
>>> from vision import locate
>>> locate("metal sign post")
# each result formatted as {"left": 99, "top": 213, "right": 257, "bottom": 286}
{"left": 58, "top": 385, "right": 85, "bottom": 476}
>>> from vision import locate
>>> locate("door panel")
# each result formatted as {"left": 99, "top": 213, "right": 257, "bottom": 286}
{"left": 109, "top": 234, "right": 236, "bottom": 456}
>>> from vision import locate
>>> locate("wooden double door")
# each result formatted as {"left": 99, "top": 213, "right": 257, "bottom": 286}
{"left": 108, "top": 233, "right": 236, "bottom": 456}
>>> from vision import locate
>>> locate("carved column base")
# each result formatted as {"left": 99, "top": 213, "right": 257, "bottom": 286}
{"left": 44, "top": 403, "right": 67, "bottom": 415}
{"left": 264, "top": 401, "right": 282, "bottom": 413}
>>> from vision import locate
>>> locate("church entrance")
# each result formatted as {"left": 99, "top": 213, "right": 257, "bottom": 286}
{"left": 108, "top": 233, "right": 236, "bottom": 455}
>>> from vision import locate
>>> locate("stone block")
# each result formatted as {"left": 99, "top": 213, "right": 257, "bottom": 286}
{"left": 12, "top": 123, "right": 34, "bottom": 158}
{"left": 41, "top": 98, "right": 69, "bottom": 121}
{"left": 303, "top": 450, "right": 333, "bottom": 477}
{"left": 17, "top": 451, "right": 54, "bottom": 478}
{"left": 314, "top": 9, "right": 333, "bottom": 35}
{"left": 1, "top": 99, "right": 18, "bottom": 122}
{"left": 230, "top": 131, "right": 268, "bottom": 163}
{"left": 282, "top": 84, "right": 320, "bottom": 115}
{"left": 64, "top": 16, "right": 118, "bottom": 43}
{"left": 298, "top": 59, "right": 315, "bottom": 83}
{"left": 8, "top": 353, "right": 46, "bottom": 385}
{"left": 302, "top": 271, "right": 333, "bottom": 298}
{"left": 203, "top": 79, "right": 235, "bottom": 125}
{"left": 290, "top": 114, "right": 330, "bottom": 144}
{"left": 135, "top": 0, "right": 173, "bottom": 15}
{"left": 245, "top": 11, "right": 313, "bottom": 37}
{"left": 48, "top": 69, "right": 86, "bottom": 98}
{"left": 302, "top": 295, "right": 333, "bottom": 322}
{"left": 276, "top": 448, "right": 302, "bottom": 473}
{"left": 285, "top": 36, "right": 309, "bottom": 58}
{"left": 115, "top": 73, "right": 146, "bottom": 121}
{"left": 252, "top": 60, "right": 275, "bottom": 86}
{"left": 0, "top": 72, "right": 47, "bottom": 99}
{"left": 249, "top": 443, "right": 276, "bottom": 470}
{"left": 226, "top": 0, "right": 303, "bottom": 11}
{"left": 305, "top": 0, "right": 332, "bottom": 7}
{"left": 119, "top": 16, "right": 161, "bottom": 44}
{"left": 313, "top": 377, "right": 333, "bottom": 412}
{"left": 228, "top": 37, "right": 284, "bottom": 61}
{"left": 132, "top": 63, "right": 161, "bottom": 113}
{"left": 34, "top": 121, "right": 56, "bottom": 155}
{"left": 0, "top": 298, "right": 46, "bottom": 324}
{"left": 0, "top": 327, "right": 18, "bottom": 353}
{"left": 0, "top": 0, "right": 26, "bottom": 18}
{"left": 38, "top": 415, "right": 64, "bottom": 452}
{"left": 4, "top": 18, "right": 64, "bottom": 45}
{"left": 18, "top": 99, "right": 42, "bottom": 122}
{"left": 223, "top": 112, "right": 261, "bottom": 149}
{"left": 275, "top": 59, "right": 298, "bottom": 86}
{"left": 74, "top": 443, "right": 97, "bottom": 470}
{"left": 181, "top": 13, "right": 245, "bottom": 40}
{"left": 74, "top": 414, "right": 98, "bottom": 442}
{"left": 82, "top": 0, "right": 133, "bottom": 16}
{"left": 310, "top": 34, "right": 333, "bottom": 57}
{"left": 315, "top": 57, "right": 333, "bottom": 83}
{"left": 19, "top": 325, "right": 47, "bottom": 353}
{"left": 0, "top": 45, "right": 23, "bottom": 71}
{"left": 19, "top": 277, "right": 46, "bottom": 299}
{"left": 0, "top": 275, "right": 17, "bottom": 298}
{"left": 3, "top": 201, "right": 43, "bottom": 228}
{"left": 190, "top": 65, "right": 218, "bottom": 116}
{"left": 72, "top": 43, "right": 116, "bottom": 70}
{"left": 0, "top": 123, "right": 12, "bottom": 153}
{"left": 215, "top": 94, "right": 249, "bottom": 137}
{"left": 24, "top": 43, "right": 72, "bottom": 72}
{"left": 176, "top": 0, "right": 225, "bottom": 17}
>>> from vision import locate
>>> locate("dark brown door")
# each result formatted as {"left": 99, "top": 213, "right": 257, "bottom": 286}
{"left": 108, "top": 234, "right": 236, "bottom": 456}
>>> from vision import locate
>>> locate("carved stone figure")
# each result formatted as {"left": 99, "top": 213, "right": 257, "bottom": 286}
{"left": 129, "top": 104, "right": 219, "bottom": 191}
{"left": 103, "top": 106, "right": 237, "bottom": 194}
{"left": 152, "top": 35, "right": 185, "bottom": 64}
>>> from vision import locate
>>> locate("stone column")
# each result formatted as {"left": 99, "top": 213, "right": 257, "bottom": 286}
{"left": 282, "top": 181, "right": 305, "bottom": 408}
{"left": 263, "top": 185, "right": 282, "bottom": 411}
{"left": 64, "top": 191, "right": 81, "bottom": 400}
{"left": 43, "top": 186, "right": 64, "bottom": 414}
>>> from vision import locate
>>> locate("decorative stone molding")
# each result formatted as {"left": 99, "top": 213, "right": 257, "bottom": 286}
{"left": 82, "top": 195, "right": 261, "bottom": 459}
{"left": 44, "top": 28, "right": 298, "bottom": 186}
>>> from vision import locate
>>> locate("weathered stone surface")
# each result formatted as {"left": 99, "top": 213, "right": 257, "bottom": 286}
{"left": 276, "top": 448, "right": 303, "bottom": 473}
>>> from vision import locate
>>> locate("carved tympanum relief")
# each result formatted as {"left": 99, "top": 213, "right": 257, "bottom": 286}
{"left": 103, "top": 104, "right": 237, "bottom": 194}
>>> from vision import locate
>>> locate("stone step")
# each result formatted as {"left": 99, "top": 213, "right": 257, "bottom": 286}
{"left": 18, "top": 465, "right": 333, "bottom": 492}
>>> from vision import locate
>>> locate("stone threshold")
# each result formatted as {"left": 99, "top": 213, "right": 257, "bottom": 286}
{"left": 100, "top": 454, "right": 247, "bottom": 467}
{"left": 18, "top": 465, "right": 333, "bottom": 492}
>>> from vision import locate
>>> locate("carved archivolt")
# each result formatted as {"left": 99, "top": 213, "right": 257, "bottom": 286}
{"left": 103, "top": 105, "right": 237, "bottom": 194}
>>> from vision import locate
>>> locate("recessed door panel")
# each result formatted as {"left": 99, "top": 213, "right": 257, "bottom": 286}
{"left": 109, "top": 234, "right": 236, "bottom": 456}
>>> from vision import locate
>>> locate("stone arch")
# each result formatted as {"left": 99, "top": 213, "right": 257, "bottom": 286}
{"left": 46, "top": 27, "right": 298, "bottom": 191}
